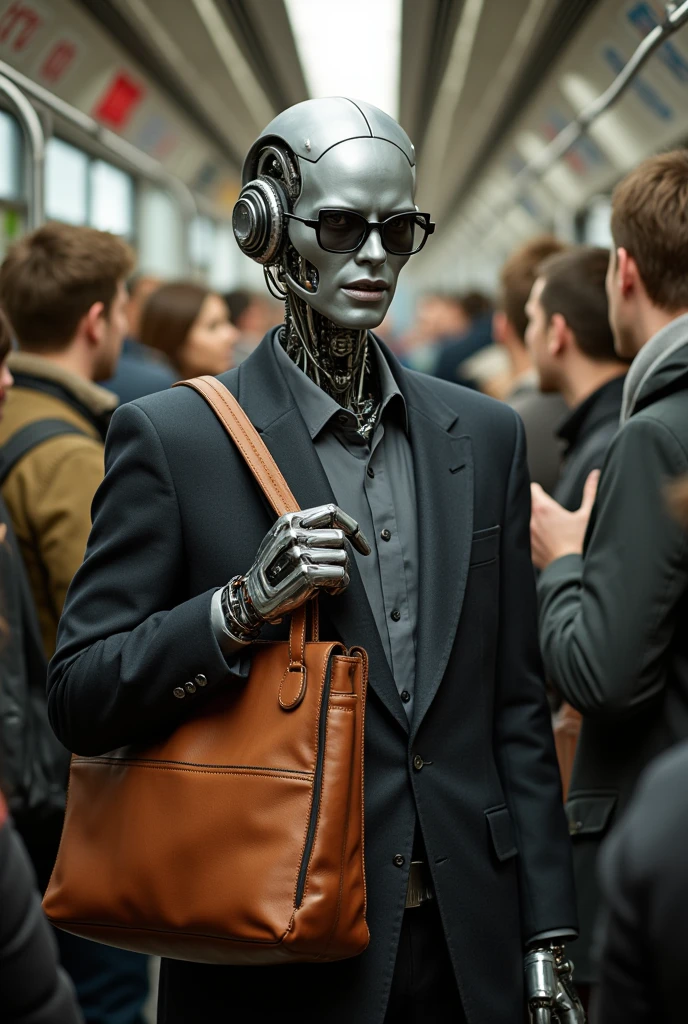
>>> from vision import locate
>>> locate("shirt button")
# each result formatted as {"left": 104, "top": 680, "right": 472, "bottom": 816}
{"left": 173, "top": 686, "right": 186, "bottom": 699}
{"left": 413, "top": 754, "right": 425, "bottom": 771}
{"left": 391, "top": 608, "right": 401, "bottom": 622}
{"left": 381, "top": 529, "right": 391, "bottom": 542}
{"left": 401, "top": 690, "right": 411, "bottom": 703}
{"left": 367, "top": 466, "right": 375, "bottom": 478}
{"left": 393, "top": 854, "right": 405, "bottom": 867}
{"left": 338, "top": 413, "right": 349, "bottom": 425}
{"left": 195, "top": 674, "right": 207, "bottom": 687}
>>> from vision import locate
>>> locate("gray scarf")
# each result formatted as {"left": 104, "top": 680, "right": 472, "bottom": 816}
{"left": 620, "top": 312, "right": 688, "bottom": 424}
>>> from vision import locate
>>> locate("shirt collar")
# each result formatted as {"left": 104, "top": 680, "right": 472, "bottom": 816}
{"left": 556, "top": 375, "right": 626, "bottom": 451}
{"left": 273, "top": 331, "right": 408, "bottom": 441}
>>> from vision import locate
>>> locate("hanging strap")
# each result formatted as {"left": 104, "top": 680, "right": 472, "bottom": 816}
{"left": 0, "top": 419, "right": 89, "bottom": 487}
{"left": 174, "top": 376, "right": 318, "bottom": 661}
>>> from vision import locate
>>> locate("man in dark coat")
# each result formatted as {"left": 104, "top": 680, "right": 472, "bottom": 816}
{"left": 524, "top": 245, "right": 627, "bottom": 513}
{"left": 49, "top": 98, "right": 577, "bottom": 1024}
{"left": 494, "top": 236, "right": 568, "bottom": 494}
{"left": 530, "top": 151, "right": 688, "bottom": 991}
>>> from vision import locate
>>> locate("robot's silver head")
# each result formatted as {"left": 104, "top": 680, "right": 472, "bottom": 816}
{"left": 241, "top": 96, "right": 416, "bottom": 186}
{"left": 233, "top": 97, "right": 428, "bottom": 331}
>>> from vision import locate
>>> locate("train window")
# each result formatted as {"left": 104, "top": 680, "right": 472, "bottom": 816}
{"left": 138, "top": 186, "right": 184, "bottom": 277}
{"left": 580, "top": 196, "right": 613, "bottom": 247}
{"left": 190, "top": 215, "right": 215, "bottom": 271}
{"left": 209, "top": 223, "right": 237, "bottom": 291}
{"left": 89, "top": 160, "right": 135, "bottom": 238}
{"left": 46, "top": 138, "right": 89, "bottom": 225}
{"left": 0, "top": 110, "right": 21, "bottom": 201}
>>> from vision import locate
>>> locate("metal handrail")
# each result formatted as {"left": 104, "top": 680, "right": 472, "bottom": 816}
{"left": 458, "top": 0, "right": 688, "bottom": 249}
{"left": 0, "top": 57, "right": 224, "bottom": 270}
{"left": 0, "top": 73, "right": 45, "bottom": 229}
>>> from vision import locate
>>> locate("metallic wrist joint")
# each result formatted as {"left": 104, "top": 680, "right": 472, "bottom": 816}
{"left": 525, "top": 943, "right": 586, "bottom": 1023}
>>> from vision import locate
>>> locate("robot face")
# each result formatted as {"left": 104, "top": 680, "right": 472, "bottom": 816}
{"left": 286, "top": 137, "right": 415, "bottom": 330}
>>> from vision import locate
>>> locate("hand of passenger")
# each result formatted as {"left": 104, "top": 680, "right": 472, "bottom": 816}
{"left": 530, "top": 471, "right": 599, "bottom": 570}
{"left": 242, "top": 504, "right": 371, "bottom": 624}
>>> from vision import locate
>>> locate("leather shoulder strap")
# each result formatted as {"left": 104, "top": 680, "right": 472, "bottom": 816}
{"left": 174, "top": 376, "right": 318, "bottom": 649}
{"left": 174, "top": 376, "right": 300, "bottom": 517}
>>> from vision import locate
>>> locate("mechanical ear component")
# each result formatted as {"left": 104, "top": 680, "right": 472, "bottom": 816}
{"left": 232, "top": 177, "right": 290, "bottom": 265}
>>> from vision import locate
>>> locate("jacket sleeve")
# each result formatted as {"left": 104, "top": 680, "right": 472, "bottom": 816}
{"left": 538, "top": 416, "right": 688, "bottom": 717}
{"left": 0, "top": 809, "right": 82, "bottom": 1024}
{"left": 48, "top": 402, "right": 247, "bottom": 756}
{"left": 32, "top": 435, "right": 105, "bottom": 622}
{"left": 493, "top": 414, "right": 578, "bottom": 940}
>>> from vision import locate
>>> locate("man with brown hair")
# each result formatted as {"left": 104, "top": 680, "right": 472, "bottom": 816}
{"left": 525, "top": 246, "right": 627, "bottom": 512}
{"left": 0, "top": 222, "right": 149, "bottom": 1024}
{"left": 493, "top": 235, "right": 568, "bottom": 492}
{"left": 0, "top": 222, "right": 132, "bottom": 658}
{"left": 530, "top": 150, "right": 688, "bottom": 998}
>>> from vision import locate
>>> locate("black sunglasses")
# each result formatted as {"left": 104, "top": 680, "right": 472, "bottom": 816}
{"left": 284, "top": 208, "right": 435, "bottom": 256}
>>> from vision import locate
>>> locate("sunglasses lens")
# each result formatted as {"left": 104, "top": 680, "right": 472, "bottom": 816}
{"left": 382, "top": 213, "right": 425, "bottom": 254}
{"left": 319, "top": 211, "right": 368, "bottom": 252}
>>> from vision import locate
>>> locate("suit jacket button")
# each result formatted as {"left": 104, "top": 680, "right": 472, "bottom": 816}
{"left": 195, "top": 674, "right": 208, "bottom": 687}
{"left": 413, "top": 754, "right": 424, "bottom": 771}
{"left": 185, "top": 681, "right": 197, "bottom": 694}
{"left": 173, "top": 687, "right": 186, "bottom": 699}
{"left": 393, "top": 854, "right": 405, "bottom": 867}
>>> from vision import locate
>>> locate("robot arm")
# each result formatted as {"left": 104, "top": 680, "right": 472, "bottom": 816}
{"left": 525, "top": 943, "right": 586, "bottom": 1024}
{"left": 212, "top": 504, "right": 370, "bottom": 653}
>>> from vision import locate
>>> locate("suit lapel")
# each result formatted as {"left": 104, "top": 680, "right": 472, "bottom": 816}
{"left": 230, "top": 334, "right": 409, "bottom": 735}
{"left": 397, "top": 371, "right": 474, "bottom": 742}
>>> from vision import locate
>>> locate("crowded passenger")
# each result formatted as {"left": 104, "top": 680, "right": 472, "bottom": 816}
{"left": 432, "top": 289, "right": 493, "bottom": 386}
{"left": 0, "top": 302, "right": 68, "bottom": 896}
{"left": 139, "top": 281, "right": 238, "bottom": 380}
{"left": 592, "top": 477, "right": 688, "bottom": 1024}
{"left": 526, "top": 246, "right": 628, "bottom": 511}
{"left": 525, "top": 245, "right": 628, "bottom": 796}
{"left": 0, "top": 790, "right": 83, "bottom": 1023}
{"left": 0, "top": 222, "right": 150, "bottom": 1024}
{"left": 104, "top": 273, "right": 176, "bottom": 404}
{"left": 398, "top": 291, "right": 467, "bottom": 372}
{"left": 46, "top": 96, "right": 579, "bottom": 1024}
{"left": 530, "top": 150, "right": 688, "bottom": 1008}
{"left": 223, "top": 288, "right": 282, "bottom": 364}
{"left": 493, "top": 235, "right": 568, "bottom": 493}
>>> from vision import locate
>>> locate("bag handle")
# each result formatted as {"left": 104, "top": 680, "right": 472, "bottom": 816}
{"left": 173, "top": 376, "right": 318, "bottom": 668}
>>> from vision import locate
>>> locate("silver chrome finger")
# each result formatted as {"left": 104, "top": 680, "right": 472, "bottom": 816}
{"left": 300, "top": 505, "right": 371, "bottom": 556}
{"left": 298, "top": 504, "right": 341, "bottom": 530}
{"left": 296, "top": 528, "right": 347, "bottom": 549}
{"left": 302, "top": 547, "right": 349, "bottom": 566}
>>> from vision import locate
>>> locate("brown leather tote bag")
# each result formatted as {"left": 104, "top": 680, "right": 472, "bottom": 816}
{"left": 43, "top": 376, "right": 369, "bottom": 965}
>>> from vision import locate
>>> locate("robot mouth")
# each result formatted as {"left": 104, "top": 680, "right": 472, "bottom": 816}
{"left": 341, "top": 279, "right": 389, "bottom": 302}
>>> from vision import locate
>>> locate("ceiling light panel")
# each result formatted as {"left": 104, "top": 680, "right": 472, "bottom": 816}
{"left": 284, "top": 0, "right": 402, "bottom": 118}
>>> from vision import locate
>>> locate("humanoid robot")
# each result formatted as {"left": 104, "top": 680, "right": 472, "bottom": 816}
{"left": 214, "top": 97, "right": 584, "bottom": 1024}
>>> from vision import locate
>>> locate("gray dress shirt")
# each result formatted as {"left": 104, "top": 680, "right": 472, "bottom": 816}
{"left": 274, "top": 336, "right": 419, "bottom": 719}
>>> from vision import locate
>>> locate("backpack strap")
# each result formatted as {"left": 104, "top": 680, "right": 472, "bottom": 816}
{"left": 0, "top": 419, "right": 89, "bottom": 487}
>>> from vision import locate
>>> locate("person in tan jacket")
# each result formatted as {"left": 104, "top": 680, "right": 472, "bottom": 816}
{"left": 0, "top": 223, "right": 132, "bottom": 659}
{"left": 0, "top": 223, "right": 150, "bottom": 1024}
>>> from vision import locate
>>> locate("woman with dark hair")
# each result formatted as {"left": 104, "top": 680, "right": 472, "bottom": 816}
{"left": 0, "top": 308, "right": 82, "bottom": 1023}
{"left": 139, "top": 282, "right": 238, "bottom": 379}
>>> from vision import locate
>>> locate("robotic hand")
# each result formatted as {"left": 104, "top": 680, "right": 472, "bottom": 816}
{"left": 525, "top": 944, "right": 586, "bottom": 1024}
{"left": 220, "top": 504, "right": 371, "bottom": 644}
